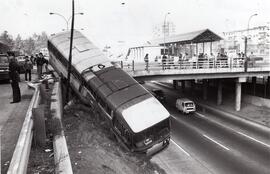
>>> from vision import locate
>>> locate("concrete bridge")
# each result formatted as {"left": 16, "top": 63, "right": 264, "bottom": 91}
{"left": 115, "top": 59, "right": 270, "bottom": 111}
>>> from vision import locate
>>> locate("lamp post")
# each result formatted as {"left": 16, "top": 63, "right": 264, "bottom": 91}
{"left": 163, "top": 12, "right": 170, "bottom": 56}
{"left": 244, "top": 13, "right": 257, "bottom": 72}
{"left": 49, "top": 12, "right": 83, "bottom": 30}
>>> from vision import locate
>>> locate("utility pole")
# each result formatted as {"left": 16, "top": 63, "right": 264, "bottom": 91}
{"left": 66, "top": 0, "right": 75, "bottom": 102}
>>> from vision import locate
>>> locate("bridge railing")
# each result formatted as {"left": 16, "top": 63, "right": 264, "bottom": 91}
{"left": 114, "top": 57, "right": 269, "bottom": 73}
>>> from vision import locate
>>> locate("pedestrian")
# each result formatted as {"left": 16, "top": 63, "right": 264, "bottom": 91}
{"left": 24, "top": 56, "right": 33, "bottom": 81}
{"left": 8, "top": 53, "right": 21, "bottom": 103}
{"left": 36, "top": 52, "right": 47, "bottom": 79}
{"left": 162, "top": 54, "right": 167, "bottom": 69}
{"left": 30, "top": 55, "right": 35, "bottom": 65}
{"left": 144, "top": 53, "right": 149, "bottom": 70}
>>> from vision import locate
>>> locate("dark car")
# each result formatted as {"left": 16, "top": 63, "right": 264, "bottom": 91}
{"left": 151, "top": 89, "right": 166, "bottom": 103}
{"left": 0, "top": 54, "right": 10, "bottom": 81}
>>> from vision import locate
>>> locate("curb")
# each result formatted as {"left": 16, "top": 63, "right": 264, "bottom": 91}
{"left": 51, "top": 80, "right": 73, "bottom": 174}
{"left": 197, "top": 103, "right": 270, "bottom": 133}
{"left": 7, "top": 86, "right": 40, "bottom": 174}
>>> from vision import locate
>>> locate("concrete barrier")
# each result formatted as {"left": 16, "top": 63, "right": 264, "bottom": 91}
{"left": 243, "top": 94, "right": 270, "bottom": 108}
{"left": 51, "top": 80, "right": 73, "bottom": 174}
{"left": 7, "top": 87, "right": 40, "bottom": 174}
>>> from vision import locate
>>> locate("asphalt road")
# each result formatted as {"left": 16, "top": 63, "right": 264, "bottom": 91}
{"left": 0, "top": 79, "right": 34, "bottom": 173}
{"left": 145, "top": 82, "right": 270, "bottom": 174}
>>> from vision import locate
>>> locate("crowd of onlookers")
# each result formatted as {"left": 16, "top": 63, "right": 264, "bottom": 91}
{"left": 144, "top": 51, "right": 256, "bottom": 69}
{"left": 7, "top": 52, "right": 48, "bottom": 104}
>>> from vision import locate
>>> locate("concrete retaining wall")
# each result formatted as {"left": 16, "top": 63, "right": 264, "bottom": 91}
{"left": 243, "top": 94, "right": 270, "bottom": 108}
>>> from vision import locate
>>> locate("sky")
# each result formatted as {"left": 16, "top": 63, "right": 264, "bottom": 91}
{"left": 0, "top": 0, "right": 269, "bottom": 54}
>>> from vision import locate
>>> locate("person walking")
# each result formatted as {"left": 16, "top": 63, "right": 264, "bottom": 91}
{"left": 8, "top": 53, "right": 21, "bottom": 103}
{"left": 24, "top": 56, "right": 33, "bottom": 81}
{"left": 144, "top": 53, "right": 149, "bottom": 70}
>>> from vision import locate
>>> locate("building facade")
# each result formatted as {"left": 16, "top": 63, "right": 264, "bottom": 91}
{"left": 222, "top": 26, "right": 270, "bottom": 58}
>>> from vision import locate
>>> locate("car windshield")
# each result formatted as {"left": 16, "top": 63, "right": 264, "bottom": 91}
{"left": 185, "top": 102, "right": 194, "bottom": 107}
{"left": 0, "top": 56, "right": 8, "bottom": 63}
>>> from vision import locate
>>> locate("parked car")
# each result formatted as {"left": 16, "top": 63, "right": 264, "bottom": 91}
{"left": 151, "top": 89, "right": 166, "bottom": 103}
{"left": 176, "top": 98, "right": 196, "bottom": 114}
{"left": 0, "top": 54, "right": 10, "bottom": 81}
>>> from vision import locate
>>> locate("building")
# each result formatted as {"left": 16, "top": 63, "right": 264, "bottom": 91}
{"left": 150, "top": 29, "right": 223, "bottom": 58}
{"left": 152, "top": 21, "right": 176, "bottom": 38}
{"left": 222, "top": 26, "right": 270, "bottom": 58}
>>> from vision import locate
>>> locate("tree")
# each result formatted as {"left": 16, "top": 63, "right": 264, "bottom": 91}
{"left": 0, "top": 31, "right": 14, "bottom": 48}
{"left": 23, "top": 37, "right": 36, "bottom": 55}
{"left": 14, "top": 34, "right": 23, "bottom": 50}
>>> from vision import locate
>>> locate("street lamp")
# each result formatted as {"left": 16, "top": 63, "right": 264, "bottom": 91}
{"left": 244, "top": 13, "right": 257, "bottom": 72}
{"left": 163, "top": 12, "right": 170, "bottom": 56}
{"left": 245, "top": 13, "right": 258, "bottom": 57}
{"left": 49, "top": 12, "right": 84, "bottom": 31}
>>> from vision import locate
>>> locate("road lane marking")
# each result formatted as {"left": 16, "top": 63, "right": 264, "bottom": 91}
{"left": 195, "top": 112, "right": 206, "bottom": 118}
{"left": 171, "top": 115, "right": 177, "bottom": 119}
{"left": 171, "top": 139, "right": 190, "bottom": 156}
{"left": 196, "top": 112, "right": 270, "bottom": 149}
{"left": 237, "top": 131, "right": 270, "bottom": 148}
{"left": 203, "top": 134, "right": 230, "bottom": 151}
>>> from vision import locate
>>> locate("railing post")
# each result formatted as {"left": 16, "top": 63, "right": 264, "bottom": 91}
{"left": 132, "top": 60, "right": 134, "bottom": 72}
{"left": 120, "top": 61, "right": 123, "bottom": 69}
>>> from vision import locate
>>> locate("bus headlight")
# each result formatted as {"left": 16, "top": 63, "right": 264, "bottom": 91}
{"left": 144, "top": 138, "right": 152, "bottom": 145}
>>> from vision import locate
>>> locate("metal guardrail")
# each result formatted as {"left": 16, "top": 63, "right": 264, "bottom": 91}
{"left": 7, "top": 87, "right": 40, "bottom": 174}
{"left": 115, "top": 58, "right": 270, "bottom": 73}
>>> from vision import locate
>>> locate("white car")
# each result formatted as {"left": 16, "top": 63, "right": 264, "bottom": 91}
{"left": 176, "top": 98, "right": 196, "bottom": 114}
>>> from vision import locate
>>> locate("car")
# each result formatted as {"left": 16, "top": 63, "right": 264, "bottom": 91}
{"left": 0, "top": 54, "right": 10, "bottom": 81}
{"left": 176, "top": 98, "right": 196, "bottom": 114}
{"left": 151, "top": 89, "right": 166, "bottom": 103}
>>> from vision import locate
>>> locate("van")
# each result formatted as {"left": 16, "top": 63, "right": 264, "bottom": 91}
{"left": 176, "top": 98, "right": 196, "bottom": 114}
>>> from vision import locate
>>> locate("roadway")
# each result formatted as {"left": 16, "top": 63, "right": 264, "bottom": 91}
{"left": 144, "top": 82, "right": 270, "bottom": 174}
{"left": 0, "top": 79, "right": 34, "bottom": 173}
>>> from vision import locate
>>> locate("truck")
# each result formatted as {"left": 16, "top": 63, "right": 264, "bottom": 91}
{"left": 0, "top": 54, "right": 10, "bottom": 81}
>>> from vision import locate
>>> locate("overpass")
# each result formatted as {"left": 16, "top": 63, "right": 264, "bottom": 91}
{"left": 115, "top": 60, "right": 270, "bottom": 111}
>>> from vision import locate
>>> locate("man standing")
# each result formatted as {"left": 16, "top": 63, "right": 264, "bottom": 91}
{"left": 8, "top": 53, "right": 21, "bottom": 103}
{"left": 24, "top": 56, "right": 33, "bottom": 81}
{"left": 36, "top": 52, "right": 46, "bottom": 79}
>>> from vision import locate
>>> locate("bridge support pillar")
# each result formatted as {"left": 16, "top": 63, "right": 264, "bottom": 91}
{"left": 252, "top": 76, "right": 256, "bottom": 95}
{"left": 235, "top": 82, "right": 242, "bottom": 111}
{"left": 267, "top": 76, "right": 270, "bottom": 97}
{"left": 181, "top": 81, "right": 185, "bottom": 91}
{"left": 235, "top": 77, "right": 246, "bottom": 111}
{"left": 203, "top": 79, "right": 208, "bottom": 100}
{"left": 217, "top": 80, "right": 222, "bottom": 105}
{"left": 191, "top": 80, "right": 195, "bottom": 96}
{"left": 173, "top": 80, "right": 177, "bottom": 89}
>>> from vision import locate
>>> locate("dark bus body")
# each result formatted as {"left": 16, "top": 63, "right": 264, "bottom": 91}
{"left": 47, "top": 30, "right": 171, "bottom": 153}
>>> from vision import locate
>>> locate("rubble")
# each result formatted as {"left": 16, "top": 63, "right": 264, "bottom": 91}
{"left": 63, "top": 102, "right": 166, "bottom": 174}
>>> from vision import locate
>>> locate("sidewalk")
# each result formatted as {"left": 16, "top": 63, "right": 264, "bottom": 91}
{"left": 1, "top": 74, "right": 36, "bottom": 173}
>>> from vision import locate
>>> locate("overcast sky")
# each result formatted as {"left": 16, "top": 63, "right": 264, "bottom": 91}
{"left": 1, "top": 0, "right": 269, "bottom": 51}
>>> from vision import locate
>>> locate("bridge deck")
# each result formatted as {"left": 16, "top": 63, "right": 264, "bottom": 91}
{"left": 117, "top": 60, "right": 270, "bottom": 80}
